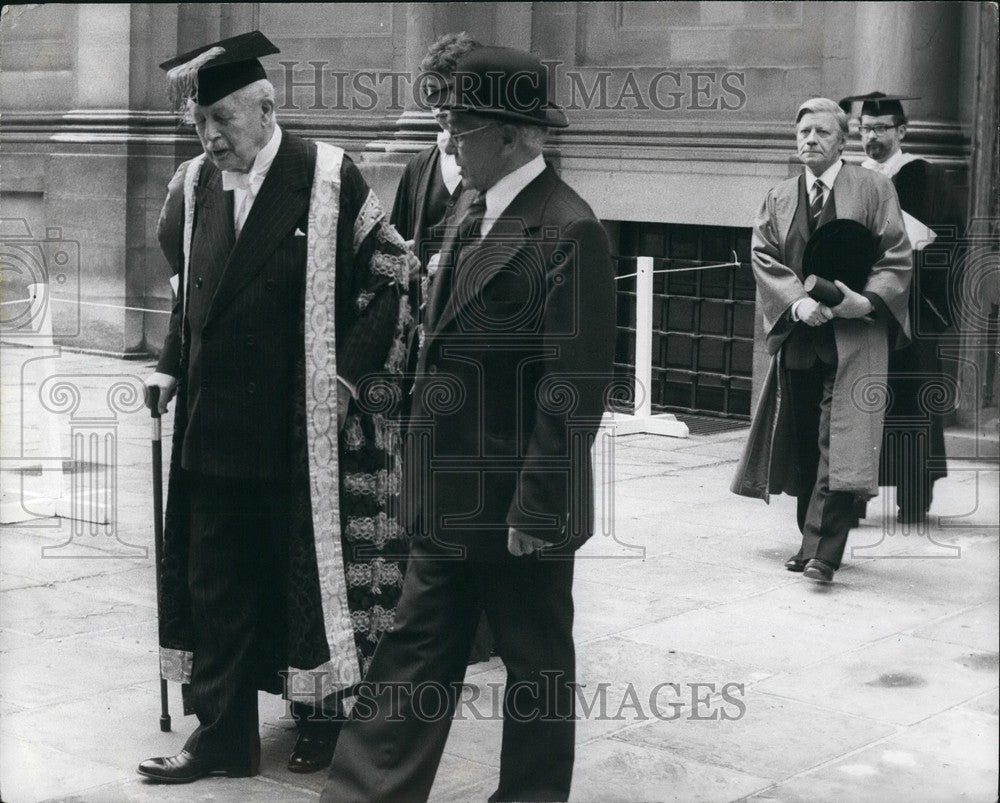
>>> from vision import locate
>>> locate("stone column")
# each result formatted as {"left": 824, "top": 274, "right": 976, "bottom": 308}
{"left": 953, "top": 3, "right": 999, "bottom": 437}
{"left": 46, "top": 4, "right": 134, "bottom": 353}
{"left": 393, "top": 3, "right": 438, "bottom": 143}
{"left": 852, "top": 1, "right": 961, "bottom": 121}
{"left": 129, "top": 4, "right": 183, "bottom": 357}
{"left": 494, "top": 3, "right": 533, "bottom": 49}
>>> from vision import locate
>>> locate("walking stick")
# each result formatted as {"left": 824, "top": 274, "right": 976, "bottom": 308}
{"left": 149, "top": 385, "right": 171, "bottom": 732}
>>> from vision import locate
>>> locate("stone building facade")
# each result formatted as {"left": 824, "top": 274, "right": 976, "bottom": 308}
{"left": 1, "top": 2, "right": 996, "bottom": 423}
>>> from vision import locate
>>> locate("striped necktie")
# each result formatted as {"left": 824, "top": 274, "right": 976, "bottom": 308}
{"left": 456, "top": 192, "right": 487, "bottom": 254}
{"left": 425, "top": 192, "right": 487, "bottom": 329}
{"left": 809, "top": 179, "right": 825, "bottom": 232}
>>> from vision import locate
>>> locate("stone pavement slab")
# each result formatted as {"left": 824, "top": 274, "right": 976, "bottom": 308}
{"left": 626, "top": 605, "right": 862, "bottom": 675}
{"left": 962, "top": 688, "right": 999, "bottom": 717}
{"left": 911, "top": 602, "right": 1000, "bottom": 652}
{"left": 1, "top": 631, "right": 159, "bottom": 712}
{"left": 570, "top": 739, "right": 772, "bottom": 802}
{"left": 573, "top": 635, "right": 771, "bottom": 743}
{"left": 573, "top": 576, "right": 701, "bottom": 643}
{"left": 1, "top": 734, "right": 130, "bottom": 803}
{"left": 615, "top": 690, "right": 895, "bottom": 782}
{"left": 754, "top": 633, "right": 998, "bottom": 726}
{"left": 1, "top": 584, "right": 153, "bottom": 640}
{"left": 745, "top": 708, "right": 999, "bottom": 803}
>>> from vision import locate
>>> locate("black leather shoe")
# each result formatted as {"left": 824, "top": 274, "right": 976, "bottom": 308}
{"left": 784, "top": 555, "right": 807, "bottom": 572}
{"left": 802, "top": 558, "right": 835, "bottom": 583}
{"left": 288, "top": 727, "right": 341, "bottom": 774}
{"left": 137, "top": 749, "right": 257, "bottom": 783}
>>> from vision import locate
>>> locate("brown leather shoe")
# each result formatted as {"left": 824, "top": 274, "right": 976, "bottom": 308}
{"left": 137, "top": 749, "right": 257, "bottom": 783}
{"left": 287, "top": 727, "right": 341, "bottom": 774}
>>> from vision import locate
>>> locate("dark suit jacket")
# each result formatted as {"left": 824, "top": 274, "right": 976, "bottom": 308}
{"left": 404, "top": 165, "right": 616, "bottom": 559}
{"left": 156, "top": 131, "right": 398, "bottom": 478}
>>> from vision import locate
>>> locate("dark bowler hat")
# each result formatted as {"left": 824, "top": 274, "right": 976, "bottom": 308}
{"left": 838, "top": 91, "right": 918, "bottom": 120}
{"left": 803, "top": 219, "right": 877, "bottom": 294}
{"left": 428, "top": 46, "right": 568, "bottom": 128}
{"left": 159, "top": 31, "right": 279, "bottom": 108}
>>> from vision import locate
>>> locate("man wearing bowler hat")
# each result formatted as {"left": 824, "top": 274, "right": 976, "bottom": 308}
{"left": 841, "top": 91, "right": 953, "bottom": 525}
{"left": 139, "top": 31, "right": 411, "bottom": 781}
{"left": 323, "top": 46, "right": 616, "bottom": 802}
{"left": 390, "top": 31, "right": 499, "bottom": 666}
{"left": 732, "top": 97, "right": 911, "bottom": 583}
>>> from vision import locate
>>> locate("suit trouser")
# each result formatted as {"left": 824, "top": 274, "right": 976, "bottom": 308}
{"left": 787, "top": 363, "right": 856, "bottom": 569}
{"left": 322, "top": 536, "right": 576, "bottom": 803}
{"left": 183, "top": 475, "right": 337, "bottom": 760}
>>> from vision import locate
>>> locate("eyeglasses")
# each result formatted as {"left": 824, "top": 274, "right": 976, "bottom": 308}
{"left": 443, "top": 122, "right": 497, "bottom": 147}
{"left": 859, "top": 124, "right": 898, "bottom": 137}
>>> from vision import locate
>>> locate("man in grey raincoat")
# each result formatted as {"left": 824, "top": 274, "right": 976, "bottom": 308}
{"left": 732, "top": 97, "right": 911, "bottom": 583}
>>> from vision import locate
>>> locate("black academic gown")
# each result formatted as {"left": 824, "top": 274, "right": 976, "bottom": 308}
{"left": 878, "top": 157, "right": 950, "bottom": 513}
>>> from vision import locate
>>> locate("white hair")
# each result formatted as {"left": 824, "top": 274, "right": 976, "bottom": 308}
{"left": 795, "top": 97, "right": 848, "bottom": 136}
{"left": 513, "top": 122, "right": 548, "bottom": 154}
{"left": 181, "top": 78, "right": 275, "bottom": 124}
{"left": 233, "top": 78, "right": 276, "bottom": 110}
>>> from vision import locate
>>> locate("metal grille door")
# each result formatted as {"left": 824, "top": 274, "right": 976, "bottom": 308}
{"left": 611, "top": 222, "right": 755, "bottom": 420}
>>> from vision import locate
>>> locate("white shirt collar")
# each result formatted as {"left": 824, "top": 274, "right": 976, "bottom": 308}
{"left": 221, "top": 124, "right": 282, "bottom": 193}
{"left": 436, "top": 129, "right": 450, "bottom": 157}
{"left": 435, "top": 131, "right": 462, "bottom": 195}
{"left": 805, "top": 158, "right": 842, "bottom": 199}
{"left": 481, "top": 154, "right": 547, "bottom": 238}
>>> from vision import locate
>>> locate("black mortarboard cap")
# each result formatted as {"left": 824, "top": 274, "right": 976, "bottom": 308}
{"left": 159, "top": 31, "right": 279, "bottom": 108}
{"left": 839, "top": 91, "right": 919, "bottom": 119}
{"left": 803, "top": 219, "right": 878, "bottom": 294}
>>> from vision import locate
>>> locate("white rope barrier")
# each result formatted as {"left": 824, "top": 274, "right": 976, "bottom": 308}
{"left": 614, "top": 250, "right": 741, "bottom": 281}
{"left": 0, "top": 296, "right": 171, "bottom": 314}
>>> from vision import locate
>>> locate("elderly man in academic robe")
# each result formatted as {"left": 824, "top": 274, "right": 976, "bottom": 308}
{"left": 732, "top": 97, "right": 911, "bottom": 583}
{"left": 138, "top": 31, "right": 412, "bottom": 782}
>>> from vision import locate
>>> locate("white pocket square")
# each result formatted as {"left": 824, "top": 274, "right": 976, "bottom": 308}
{"left": 294, "top": 228, "right": 307, "bottom": 237}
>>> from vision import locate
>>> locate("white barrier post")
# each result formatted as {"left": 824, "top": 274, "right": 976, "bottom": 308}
{"left": 0, "top": 283, "right": 66, "bottom": 523}
{"left": 608, "top": 257, "right": 689, "bottom": 438}
{"left": 634, "top": 257, "right": 654, "bottom": 420}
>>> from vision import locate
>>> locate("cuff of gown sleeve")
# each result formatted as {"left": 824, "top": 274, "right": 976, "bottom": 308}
{"left": 862, "top": 291, "right": 888, "bottom": 320}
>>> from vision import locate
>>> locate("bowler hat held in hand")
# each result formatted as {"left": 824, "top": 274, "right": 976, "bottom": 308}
{"left": 802, "top": 219, "right": 877, "bottom": 294}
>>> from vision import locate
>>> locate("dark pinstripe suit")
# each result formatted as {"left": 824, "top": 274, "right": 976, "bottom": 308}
{"left": 158, "top": 133, "right": 395, "bottom": 479}
{"left": 156, "top": 131, "right": 400, "bottom": 762}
